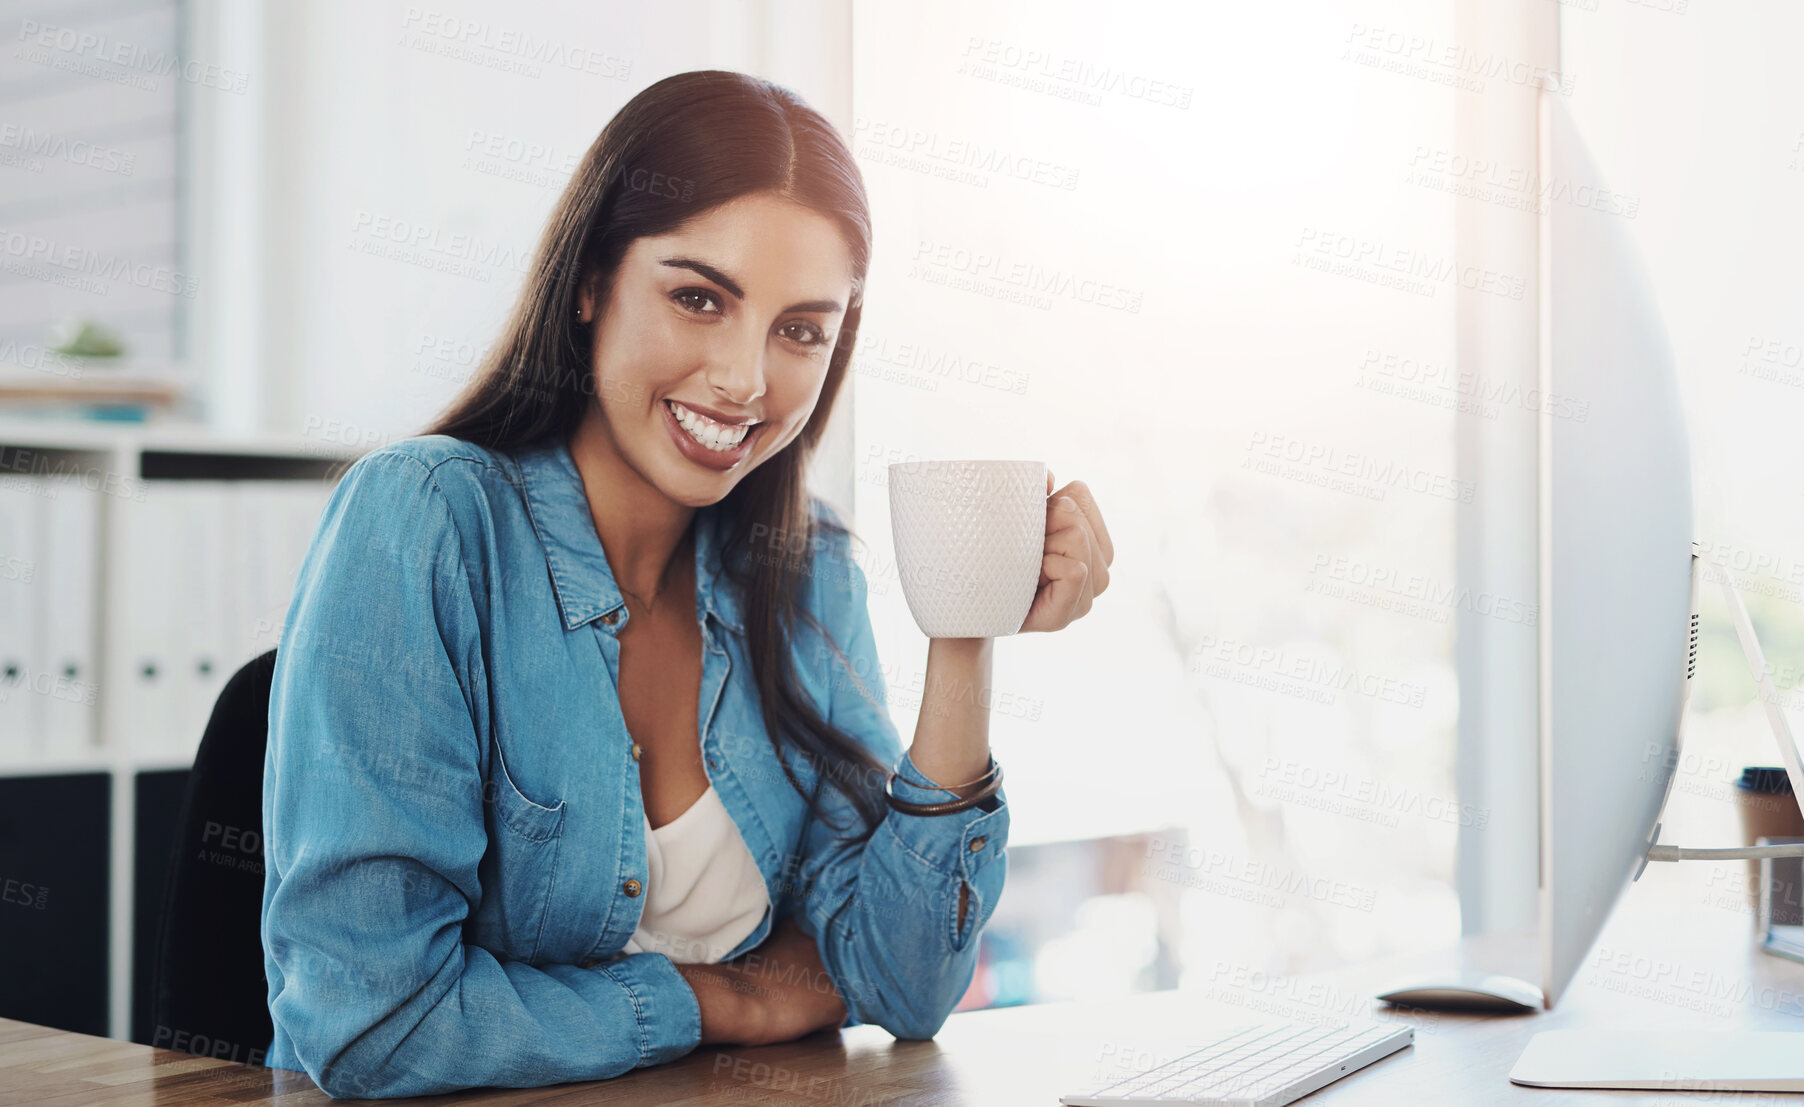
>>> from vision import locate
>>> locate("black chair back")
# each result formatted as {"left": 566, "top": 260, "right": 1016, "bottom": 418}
{"left": 148, "top": 648, "right": 277, "bottom": 1064}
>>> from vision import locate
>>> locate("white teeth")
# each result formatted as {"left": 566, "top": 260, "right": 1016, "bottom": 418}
{"left": 669, "top": 400, "right": 752, "bottom": 452}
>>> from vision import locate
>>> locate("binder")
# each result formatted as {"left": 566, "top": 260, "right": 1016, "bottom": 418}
{"left": 38, "top": 475, "right": 100, "bottom": 757}
{"left": 168, "top": 481, "right": 235, "bottom": 763}
{"left": 0, "top": 477, "right": 44, "bottom": 759}
{"left": 232, "top": 482, "right": 288, "bottom": 659}
{"left": 111, "top": 482, "right": 183, "bottom": 761}
{"left": 237, "top": 479, "right": 334, "bottom": 658}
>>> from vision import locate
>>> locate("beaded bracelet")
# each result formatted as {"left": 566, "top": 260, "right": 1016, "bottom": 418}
{"left": 883, "top": 758, "right": 1004, "bottom": 816}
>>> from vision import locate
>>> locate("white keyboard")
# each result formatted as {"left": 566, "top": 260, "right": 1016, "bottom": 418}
{"left": 1060, "top": 1020, "right": 1415, "bottom": 1106}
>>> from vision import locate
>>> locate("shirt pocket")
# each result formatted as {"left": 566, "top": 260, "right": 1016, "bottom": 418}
{"left": 480, "top": 734, "right": 568, "bottom": 964}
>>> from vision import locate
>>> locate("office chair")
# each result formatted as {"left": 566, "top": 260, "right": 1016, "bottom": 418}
{"left": 148, "top": 647, "right": 277, "bottom": 1064}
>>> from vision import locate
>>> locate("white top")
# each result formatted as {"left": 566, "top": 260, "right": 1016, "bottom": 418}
{"left": 620, "top": 785, "right": 770, "bottom": 964}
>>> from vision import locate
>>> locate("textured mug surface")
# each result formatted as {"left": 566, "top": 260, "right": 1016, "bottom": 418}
{"left": 887, "top": 459, "right": 1046, "bottom": 637}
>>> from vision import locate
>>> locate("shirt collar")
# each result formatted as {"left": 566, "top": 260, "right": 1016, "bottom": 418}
{"left": 510, "top": 436, "right": 745, "bottom": 635}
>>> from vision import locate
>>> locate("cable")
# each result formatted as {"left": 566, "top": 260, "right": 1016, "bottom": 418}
{"left": 1646, "top": 843, "right": 1804, "bottom": 862}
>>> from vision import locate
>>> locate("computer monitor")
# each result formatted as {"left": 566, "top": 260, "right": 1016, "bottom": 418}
{"left": 1379, "top": 90, "right": 1804, "bottom": 1026}
{"left": 1512, "top": 90, "right": 1804, "bottom": 1090}
{"left": 1535, "top": 83, "right": 1697, "bottom": 1010}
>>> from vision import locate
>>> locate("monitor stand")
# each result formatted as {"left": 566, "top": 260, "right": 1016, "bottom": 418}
{"left": 1512, "top": 1031, "right": 1804, "bottom": 1090}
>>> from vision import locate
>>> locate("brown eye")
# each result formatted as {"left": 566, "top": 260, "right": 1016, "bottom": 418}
{"left": 783, "top": 321, "right": 827, "bottom": 346}
{"left": 673, "top": 288, "right": 722, "bottom": 314}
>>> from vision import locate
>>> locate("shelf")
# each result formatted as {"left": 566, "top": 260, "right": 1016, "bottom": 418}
{"left": 0, "top": 754, "right": 201, "bottom": 777}
{"left": 0, "top": 416, "right": 364, "bottom": 463}
{"left": 0, "top": 419, "right": 362, "bottom": 1044}
{"left": 0, "top": 753, "right": 118, "bottom": 777}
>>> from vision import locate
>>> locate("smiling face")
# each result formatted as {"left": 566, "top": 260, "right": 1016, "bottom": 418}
{"left": 576, "top": 190, "right": 856, "bottom": 507}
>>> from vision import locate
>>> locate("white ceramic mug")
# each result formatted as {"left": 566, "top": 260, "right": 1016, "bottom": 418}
{"left": 887, "top": 459, "right": 1047, "bottom": 638}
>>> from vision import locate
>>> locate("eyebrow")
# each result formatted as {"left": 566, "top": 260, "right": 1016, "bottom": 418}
{"left": 658, "top": 257, "right": 843, "bottom": 314}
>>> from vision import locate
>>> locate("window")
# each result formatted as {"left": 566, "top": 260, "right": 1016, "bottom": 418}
{"left": 851, "top": 0, "right": 1462, "bottom": 1003}
{"left": 1, "top": 0, "right": 194, "bottom": 378}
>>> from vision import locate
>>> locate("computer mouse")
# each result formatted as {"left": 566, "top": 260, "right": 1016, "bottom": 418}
{"left": 1375, "top": 973, "right": 1544, "bottom": 1014}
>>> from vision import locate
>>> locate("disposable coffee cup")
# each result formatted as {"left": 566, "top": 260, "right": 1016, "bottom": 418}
{"left": 1736, "top": 766, "right": 1804, "bottom": 924}
{"left": 1756, "top": 837, "right": 1804, "bottom": 929}
{"left": 887, "top": 459, "right": 1046, "bottom": 638}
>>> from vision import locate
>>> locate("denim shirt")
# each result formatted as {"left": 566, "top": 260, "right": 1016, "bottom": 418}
{"left": 259, "top": 434, "right": 1009, "bottom": 1098}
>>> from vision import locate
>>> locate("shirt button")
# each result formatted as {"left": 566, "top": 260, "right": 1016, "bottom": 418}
{"left": 601, "top": 611, "right": 619, "bottom": 626}
{"left": 631, "top": 743, "right": 642, "bottom": 761}
{"left": 969, "top": 837, "right": 987, "bottom": 852}
{"left": 622, "top": 878, "right": 642, "bottom": 897}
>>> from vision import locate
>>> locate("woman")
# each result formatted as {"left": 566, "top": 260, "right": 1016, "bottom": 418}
{"left": 259, "top": 70, "right": 1113, "bottom": 1098}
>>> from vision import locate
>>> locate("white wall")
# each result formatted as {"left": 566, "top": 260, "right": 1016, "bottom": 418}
{"left": 198, "top": 0, "right": 854, "bottom": 508}
{"left": 1561, "top": 3, "right": 1804, "bottom": 553}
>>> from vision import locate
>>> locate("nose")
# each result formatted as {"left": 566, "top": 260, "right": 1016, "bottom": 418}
{"left": 704, "top": 324, "right": 768, "bottom": 408}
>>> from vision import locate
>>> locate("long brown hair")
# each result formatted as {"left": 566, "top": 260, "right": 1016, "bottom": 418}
{"left": 423, "top": 70, "right": 889, "bottom": 839}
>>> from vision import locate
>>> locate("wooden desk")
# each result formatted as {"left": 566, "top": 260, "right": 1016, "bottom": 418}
{"left": 6, "top": 906, "right": 1801, "bottom": 1105}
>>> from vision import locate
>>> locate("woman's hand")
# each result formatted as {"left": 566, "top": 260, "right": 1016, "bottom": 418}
{"left": 1019, "top": 470, "right": 1114, "bottom": 633}
{"left": 677, "top": 916, "right": 848, "bottom": 1046}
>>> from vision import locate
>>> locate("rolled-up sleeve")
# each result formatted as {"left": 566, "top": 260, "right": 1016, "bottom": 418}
{"left": 785, "top": 515, "right": 1009, "bottom": 1040}
{"left": 261, "top": 451, "right": 700, "bottom": 1098}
